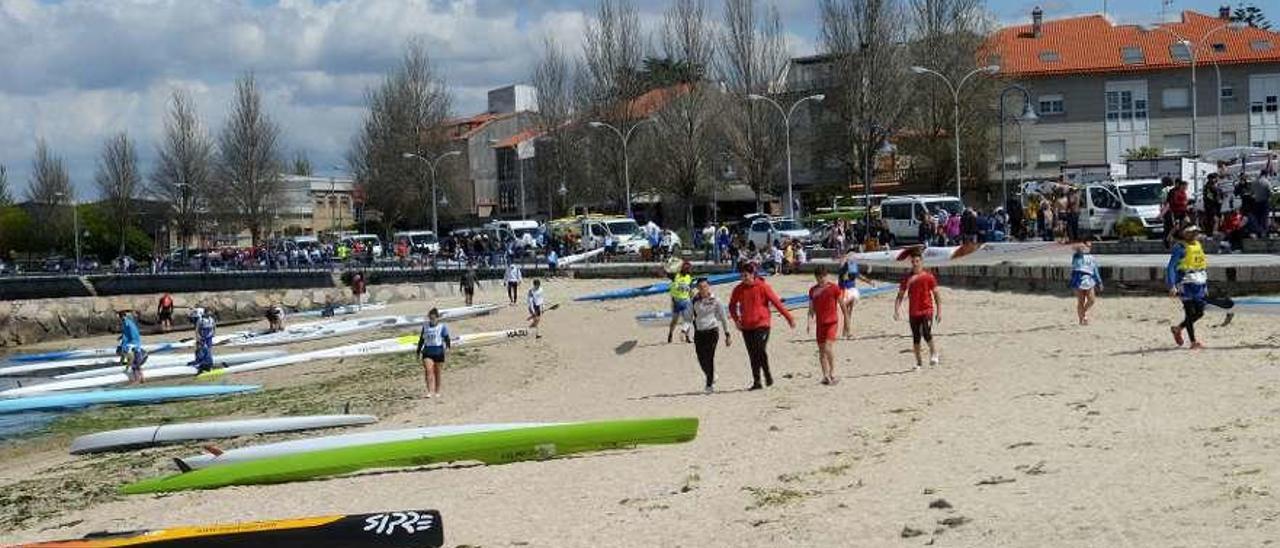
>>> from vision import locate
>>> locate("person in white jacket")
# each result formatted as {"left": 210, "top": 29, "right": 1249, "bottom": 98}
{"left": 504, "top": 261, "right": 523, "bottom": 305}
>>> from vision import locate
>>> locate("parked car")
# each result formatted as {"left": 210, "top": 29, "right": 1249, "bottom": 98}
{"left": 1079, "top": 179, "right": 1165, "bottom": 237}
{"left": 879, "top": 195, "right": 964, "bottom": 244}
{"left": 393, "top": 230, "right": 440, "bottom": 255}
{"left": 746, "top": 216, "right": 813, "bottom": 249}
{"left": 340, "top": 234, "right": 384, "bottom": 258}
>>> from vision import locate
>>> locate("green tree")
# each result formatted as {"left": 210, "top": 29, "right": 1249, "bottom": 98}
{"left": 1124, "top": 146, "right": 1162, "bottom": 160}
{"left": 1233, "top": 3, "right": 1272, "bottom": 29}
{"left": 0, "top": 206, "right": 34, "bottom": 258}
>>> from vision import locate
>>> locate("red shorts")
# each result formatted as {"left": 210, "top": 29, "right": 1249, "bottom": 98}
{"left": 816, "top": 322, "right": 838, "bottom": 344}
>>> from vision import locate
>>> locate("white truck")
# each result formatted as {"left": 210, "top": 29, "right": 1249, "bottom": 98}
{"left": 551, "top": 216, "right": 651, "bottom": 254}
{"left": 1079, "top": 179, "right": 1166, "bottom": 237}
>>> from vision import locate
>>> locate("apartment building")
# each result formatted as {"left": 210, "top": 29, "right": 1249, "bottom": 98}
{"left": 988, "top": 7, "right": 1280, "bottom": 180}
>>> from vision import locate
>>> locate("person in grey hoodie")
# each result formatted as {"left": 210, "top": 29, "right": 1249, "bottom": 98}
{"left": 690, "top": 277, "right": 731, "bottom": 394}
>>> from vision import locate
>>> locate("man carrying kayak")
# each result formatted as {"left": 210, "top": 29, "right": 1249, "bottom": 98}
{"left": 729, "top": 262, "right": 795, "bottom": 390}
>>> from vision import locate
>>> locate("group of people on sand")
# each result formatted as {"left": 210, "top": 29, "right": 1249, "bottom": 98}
{"left": 664, "top": 248, "right": 945, "bottom": 394}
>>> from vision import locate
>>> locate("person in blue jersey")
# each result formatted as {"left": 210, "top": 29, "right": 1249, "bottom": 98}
{"left": 837, "top": 250, "right": 877, "bottom": 339}
{"left": 1167, "top": 225, "right": 1208, "bottom": 349}
{"left": 416, "top": 308, "right": 451, "bottom": 398}
{"left": 188, "top": 308, "right": 217, "bottom": 374}
{"left": 1069, "top": 240, "right": 1103, "bottom": 325}
{"left": 116, "top": 309, "right": 148, "bottom": 384}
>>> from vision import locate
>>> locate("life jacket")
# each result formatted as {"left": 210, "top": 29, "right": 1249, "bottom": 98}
{"left": 670, "top": 273, "right": 693, "bottom": 301}
{"left": 1179, "top": 240, "right": 1207, "bottom": 272}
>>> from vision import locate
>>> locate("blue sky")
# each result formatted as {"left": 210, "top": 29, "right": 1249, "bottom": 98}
{"left": 0, "top": 0, "right": 1250, "bottom": 198}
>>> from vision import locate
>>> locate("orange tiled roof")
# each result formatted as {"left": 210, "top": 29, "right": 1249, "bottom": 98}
{"left": 987, "top": 10, "right": 1280, "bottom": 77}
{"left": 443, "top": 112, "right": 517, "bottom": 140}
{"left": 490, "top": 128, "right": 544, "bottom": 148}
{"left": 617, "top": 83, "right": 694, "bottom": 119}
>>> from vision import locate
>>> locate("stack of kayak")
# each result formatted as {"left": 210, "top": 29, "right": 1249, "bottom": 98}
{"left": 230, "top": 304, "right": 501, "bottom": 348}
{"left": 70, "top": 414, "right": 380, "bottom": 454}
{"left": 576, "top": 271, "right": 740, "bottom": 302}
{"left": 123, "top": 417, "right": 699, "bottom": 493}
{"left": 0, "top": 351, "right": 287, "bottom": 397}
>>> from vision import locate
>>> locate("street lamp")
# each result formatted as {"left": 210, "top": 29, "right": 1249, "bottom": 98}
{"left": 589, "top": 118, "right": 656, "bottom": 219}
{"left": 54, "top": 191, "right": 80, "bottom": 273}
{"left": 998, "top": 85, "right": 1039, "bottom": 207}
{"left": 402, "top": 151, "right": 461, "bottom": 235}
{"left": 1143, "top": 21, "right": 1246, "bottom": 151}
{"left": 747, "top": 93, "right": 825, "bottom": 219}
{"left": 909, "top": 64, "right": 1000, "bottom": 200}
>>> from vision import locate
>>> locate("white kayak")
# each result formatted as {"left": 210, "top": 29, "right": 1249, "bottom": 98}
{"left": 199, "top": 327, "right": 531, "bottom": 379}
{"left": 229, "top": 305, "right": 500, "bottom": 348}
{"left": 558, "top": 248, "right": 605, "bottom": 267}
{"left": 176, "top": 422, "right": 558, "bottom": 470}
{"left": 70, "top": 414, "right": 379, "bottom": 455}
{"left": 849, "top": 241, "right": 1070, "bottom": 266}
{"left": 0, "top": 335, "right": 249, "bottom": 377}
{"left": 53, "top": 351, "right": 287, "bottom": 380}
{"left": 290, "top": 302, "right": 388, "bottom": 319}
{"left": 0, "top": 351, "right": 288, "bottom": 397}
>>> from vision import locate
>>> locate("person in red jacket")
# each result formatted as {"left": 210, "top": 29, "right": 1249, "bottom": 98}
{"left": 729, "top": 262, "right": 796, "bottom": 390}
{"left": 808, "top": 265, "right": 844, "bottom": 385}
{"left": 894, "top": 251, "right": 942, "bottom": 370}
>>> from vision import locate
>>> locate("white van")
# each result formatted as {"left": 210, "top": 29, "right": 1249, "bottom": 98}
{"left": 1080, "top": 179, "right": 1165, "bottom": 237}
{"left": 879, "top": 195, "right": 964, "bottom": 244}
{"left": 487, "top": 220, "right": 541, "bottom": 248}
{"left": 393, "top": 231, "right": 439, "bottom": 255}
{"left": 341, "top": 234, "right": 384, "bottom": 257}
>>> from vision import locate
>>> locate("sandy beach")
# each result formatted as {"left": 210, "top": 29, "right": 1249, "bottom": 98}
{"left": 1, "top": 273, "right": 1279, "bottom": 547}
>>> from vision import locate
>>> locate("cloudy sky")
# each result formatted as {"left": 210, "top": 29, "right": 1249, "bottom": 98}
{"left": 0, "top": 0, "right": 1234, "bottom": 199}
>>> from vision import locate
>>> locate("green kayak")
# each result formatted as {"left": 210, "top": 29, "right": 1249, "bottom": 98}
{"left": 123, "top": 417, "right": 698, "bottom": 494}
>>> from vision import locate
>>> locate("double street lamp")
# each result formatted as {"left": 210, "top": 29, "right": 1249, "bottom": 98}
{"left": 1143, "top": 20, "right": 1246, "bottom": 152}
{"left": 909, "top": 64, "right": 1001, "bottom": 200}
{"left": 747, "top": 93, "right": 825, "bottom": 219}
{"left": 401, "top": 151, "right": 461, "bottom": 236}
{"left": 589, "top": 118, "right": 656, "bottom": 219}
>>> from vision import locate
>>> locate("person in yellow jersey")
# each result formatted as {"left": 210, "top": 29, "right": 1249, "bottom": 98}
{"left": 1166, "top": 225, "right": 1209, "bottom": 349}
{"left": 667, "top": 260, "right": 695, "bottom": 344}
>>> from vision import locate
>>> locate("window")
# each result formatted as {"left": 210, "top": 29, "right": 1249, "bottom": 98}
{"left": 1251, "top": 40, "right": 1274, "bottom": 52}
{"left": 1211, "top": 43, "right": 1226, "bottom": 53}
{"left": 1220, "top": 86, "right": 1235, "bottom": 100}
{"left": 1169, "top": 42, "right": 1192, "bottom": 62}
{"left": 1162, "top": 133, "right": 1191, "bottom": 155}
{"left": 1089, "top": 187, "right": 1120, "bottom": 209}
{"left": 1038, "top": 140, "right": 1066, "bottom": 164}
{"left": 1121, "top": 46, "right": 1145, "bottom": 65}
{"left": 1221, "top": 132, "right": 1237, "bottom": 147}
{"left": 1162, "top": 87, "right": 1189, "bottom": 109}
{"left": 1105, "top": 90, "right": 1147, "bottom": 122}
{"left": 1038, "top": 50, "right": 1061, "bottom": 63}
{"left": 1269, "top": 96, "right": 1279, "bottom": 112}
{"left": 1038, "top": 94, "right": 1064, "bottom": 115}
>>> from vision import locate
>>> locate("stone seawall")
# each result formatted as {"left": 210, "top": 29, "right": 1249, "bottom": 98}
{"left": 0, "top": 279, "right": 503, "bottom": 349}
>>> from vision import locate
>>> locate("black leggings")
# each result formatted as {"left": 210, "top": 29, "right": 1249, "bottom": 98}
{"left": 506, "top": 282, "right": 519, "bottom": 303}
{"left": 741, "top": 328, "right": 772, "bottom": 387}
{"left": 1180, "top": 300, "right": 1205, "bottom": 343}
{"left": 694, "top": 329, "right": 719, "bottom": 387}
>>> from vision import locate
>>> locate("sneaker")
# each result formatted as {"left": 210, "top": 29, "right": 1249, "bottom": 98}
{"left": 914, "top": 362, "right": 923, "bottom": 371}
{"left": 748, "top": 383, "right": 763, "bottom": 391}
{"left": 1170, "top": 326, "right": 1184, "bottom": 347}
{"left": 764, "top": 376, "right": 774, "bottom": 387}
{"left": 704, "top": 385, "right": 714, "bottom": 394}
{"left": 820, "top": 378, "right": 830, "bottom": 386}
{"left": 929, "top": 355, "right": 940, "bottom": 367}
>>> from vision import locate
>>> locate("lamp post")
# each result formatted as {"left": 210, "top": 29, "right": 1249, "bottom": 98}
{"left": 54, "top": 192, "right": 80, "bottom": 273}
{"left": 747, "top": 93, "right": 825, "bottom": 219}
{"left": 1144, "top": 21, "right": 1246, "bottom": 151}
{"left": 909, "top": 65, "right": 1000, "bottom": 199}
{"left": 589, "top": 118, "right": 655, "bottom": 219}
{"left": 998, "top": 85, "right": 1039, "bottom": 206}
{"left": 862, "top": 125, "right": 897, "bottom": 226}
{"left": 402, "top": 151, "right": 462, "bottom": 236}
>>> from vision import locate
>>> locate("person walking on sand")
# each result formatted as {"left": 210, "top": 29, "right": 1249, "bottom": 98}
{"left": 117, "top": 310, "right": 148, "bottom": 384}
{"left": 156, "top": 292, "right": 175, "bottom": 333}
{"left": 460, "top": 263, "right": 478, "bottom": 306}
{"left": 504, "top": 260, "right": 523, "bottom": 306}
{"left": 351, "top": 272, "right": 367, "bottom": 310}
{"left": 527, "top": 279, "right": 545, "bottom": 339}
{"left": 838, "top": 250, "right": 877, "bottom": 339}
{"left": 667, "top": 261, "right": 695, "bottom": 344}
{"left": 690, "top": 277, "right": 731, "bottom": 394}
{"left": 729, "top": 262, "right": 796, "bottom": 390}
{"left": 1167, "top": 225, "right": 1209, "bottom": 349}
{"left": 1070, "top": 240, "right": 1102, "bottom": 325}
{"left": 808, "top": 265, "right": 844, "bottom": 385}
{"left": 187, "top": 308, "right": 217, "bottom": 374}
{"left": 894, "top": 251, "right": 942, "bottom": 370}
{"left": 416, "top": 308, "right": 451, "bottom": 399}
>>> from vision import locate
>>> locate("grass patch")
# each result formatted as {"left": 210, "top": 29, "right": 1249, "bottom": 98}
{"left": 743, "top": 486, "right": 812, "bottom": 509}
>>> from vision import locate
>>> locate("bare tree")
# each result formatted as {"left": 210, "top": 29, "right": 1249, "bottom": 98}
{"left": 0, "top": 164, "right": 11, "bottom": 207}
{"left": 94, "top": 132, "right": 142, "bottom": 257}
{"left": 819, "top": 0, "right": 916, "bottom": 200}
{"left": 26, "top": 139, "right": 74, "bottom": 251}
{"left": 152, "top": 88, "right": 216, "bottom": 251}
{"left": 646, "top": 0, "right": 720, "bottom": 229}
{"left": 216, "top": 72, "right": 285, "bottom": 244}
{"left": 579, "top": 0, "right": 648, "bottom": 210}
{"left": 717, "top": 0, "right": 788, "bottom": 212}
{"left": 349, "top": 39, "right": 452, "bottom": 236}
{"left": 292, "top": 150, "right": 313, "bottom": 176}
{"left": 531, "top": 35, "right": 582, "bottom": 217}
